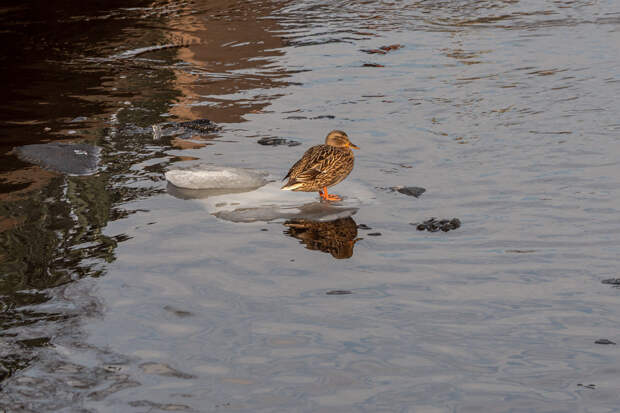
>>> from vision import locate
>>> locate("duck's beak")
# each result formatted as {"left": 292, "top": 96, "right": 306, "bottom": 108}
{"left": 348, "top": 142, "right": 360, "bottom": 149}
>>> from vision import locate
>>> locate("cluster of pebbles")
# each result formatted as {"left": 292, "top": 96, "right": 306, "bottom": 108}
{"left": 412, "top": 218, "right": 462, "bottom": 233}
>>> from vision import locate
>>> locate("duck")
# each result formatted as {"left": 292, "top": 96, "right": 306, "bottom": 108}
{"left": 281, "top": 130, "right": 359, "bottom": 201}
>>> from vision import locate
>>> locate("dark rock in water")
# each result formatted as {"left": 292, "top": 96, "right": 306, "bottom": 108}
{"left": 367, "top": 232, "right": 382, "bottom": 236}
{"left": 14, "top": 142, "right": 100, "bottom": 176}
{"left": 326, "top": 290, "right": 353, "bottom": 295}
{"left": 412, "top": 218, "right": 461, "bottom": 232}
{"left": 595, "top": 339, "right": 616, "bottom": 345}
{"left": 392, "top": 186, "right": 426, "bottom": 198}
{"left": 163, "top": 305, "right": 193, "bottom": 318}
{"left": 139, "top": 362, "right": 195, "bottom": 379}
{"left": 601, "top": 278, "right": 620, "bottom": 286}
{"left": 357, "top": 224, "right": 372, "bottom": 230}
{"left": 257, "top": 137, "right": 301, "bottom": 147}
{"left": 313, "top": 115, "right": 335, "bottom": 119}
{"left": 176, "top": 119, "right": 221, "bottom": 133}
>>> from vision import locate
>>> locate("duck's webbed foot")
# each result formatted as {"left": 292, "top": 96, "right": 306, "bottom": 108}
{"left": 319, "top": 187, "right": 342, "bottom": 202}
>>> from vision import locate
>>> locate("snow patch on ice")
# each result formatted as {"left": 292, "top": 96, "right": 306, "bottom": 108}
{"left": 165, "top": 165, "right": 268, "bottom": 190}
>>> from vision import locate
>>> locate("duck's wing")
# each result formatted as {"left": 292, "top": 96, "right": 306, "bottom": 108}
{"left": 284, "top": 145, "right": 354, "bottom": 188}
{"left": 302, "top": 146, "right": 353, "bottom": 186}
{"left": 283, "top": 145, "right": 325, "bottom": 181}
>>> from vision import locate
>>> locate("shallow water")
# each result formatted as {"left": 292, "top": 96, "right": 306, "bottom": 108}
{"left": 2, "top": 0, "right": 620, "bottom": 411}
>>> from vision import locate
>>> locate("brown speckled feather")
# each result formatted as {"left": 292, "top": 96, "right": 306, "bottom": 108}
{"left": 283, "top": 144, "right": 354, "bottom": 192}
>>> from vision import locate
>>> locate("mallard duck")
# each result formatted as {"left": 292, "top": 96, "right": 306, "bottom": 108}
{"left": 281, "top": 130, "right": 359, "bottom": 201}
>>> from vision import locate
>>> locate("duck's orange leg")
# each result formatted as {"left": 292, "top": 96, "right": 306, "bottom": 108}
{"left": 319, "top": 186, "right": 342, "bottom": 202}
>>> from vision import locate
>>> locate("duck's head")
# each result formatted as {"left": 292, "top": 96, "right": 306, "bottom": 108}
{"left": 325, "top": 130, "right": 359, "bottom": 149}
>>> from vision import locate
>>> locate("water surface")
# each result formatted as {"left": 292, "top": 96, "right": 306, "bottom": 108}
{"left": 2, "top": 0, "right": 620, "bottom": 411}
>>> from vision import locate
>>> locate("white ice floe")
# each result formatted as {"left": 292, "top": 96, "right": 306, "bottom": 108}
{"left": 213, "top": 200, "right": 359, "bottom": 223}
{"left": 165, "top": 165, "right": 374, "bottom": 223}
{"left": 165, "top": 165, "right": 268, "bottom": 190}
{"left": 191, "top": 181, "right": 363, "bottom": 223}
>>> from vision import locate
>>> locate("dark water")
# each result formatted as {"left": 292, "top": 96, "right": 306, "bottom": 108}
{"left": 2, "top": 0, "right": 620, "bottom": 411}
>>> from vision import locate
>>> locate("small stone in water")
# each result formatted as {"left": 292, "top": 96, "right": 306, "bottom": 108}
{"left": 595, "top": 339, "right": 616, "bottom": 345}
{"left": 163, "top": 305, "right": 193, "bottom": 318}
{"left": 139, "top": 362, "right": 195, "bottom": 379}
{"left": 602, "top": 278, "right": 620, "bottom": 285}
{"left": 392, "top": 186, "right": 426, "bottom": 198}
{"left": 367, "top": 232, "right": 382, "bottom": 236}
{"left": 326, "top": 290, "right": 353, "bottom": 295}
{"left": 412, "top": 218, "right": 461, "bottom": 232}
{"left": 257, "top": 137, "right": 301, "bottom": 147}
{"left": 357, "top": 224, "right": 372, "bottom": 230}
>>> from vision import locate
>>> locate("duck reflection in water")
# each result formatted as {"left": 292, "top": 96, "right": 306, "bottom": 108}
{"left": 284, "top": 216, "right": 361, "bottom": 259}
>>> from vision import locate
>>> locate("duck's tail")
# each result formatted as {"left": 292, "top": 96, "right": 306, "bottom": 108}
{"left": 281, "top": 181, "right": 303, "bottom": 191}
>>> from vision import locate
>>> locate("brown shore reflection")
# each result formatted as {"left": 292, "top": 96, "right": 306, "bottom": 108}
{"left": 284, "top": 216, "right": 361, "bottom": 259}
{"left": 167, "top": 0, "right": 291, "bottom": 124}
